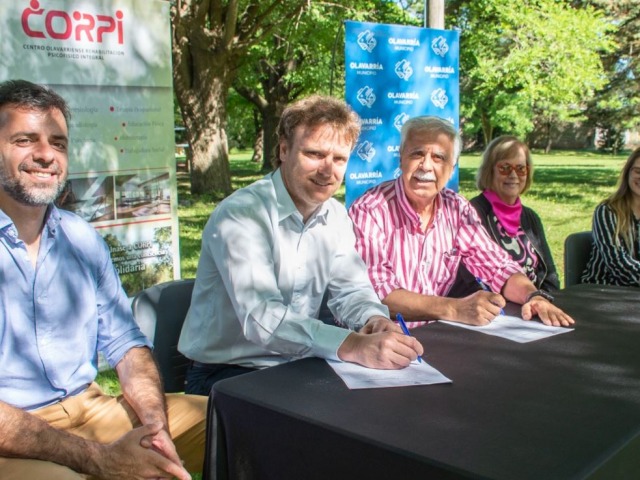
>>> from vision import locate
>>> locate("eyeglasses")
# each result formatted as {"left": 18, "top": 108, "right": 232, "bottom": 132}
{"left": 496, "top": 163, "right": 528, "bottom": 177}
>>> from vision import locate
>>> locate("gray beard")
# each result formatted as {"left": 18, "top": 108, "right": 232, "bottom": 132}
{"left": 0, "top": 169, "right": 67, "bottom": 206}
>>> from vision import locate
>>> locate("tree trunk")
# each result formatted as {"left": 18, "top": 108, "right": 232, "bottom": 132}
{"left": 480, "top": 111, "right": 493, "bottom": 146}
{"left": 252, "top": 127, "right": 263, "bottom": 164}
{"left": 261, "top": 104, "right": 280, "bottom": 171}
{"left": 177, "top": 77, "right": 233, "bottom": 196}
{"left": 544, "top": 120, "right": 553, "bottom": 154}
{"left": 188, "top": 118, "right": 232, "bottom": 195}
{"left": 172, "top": 20, "right": 235, "bottom": 196}
{"left": 234, "top": 87, "right": 289, "bottom": 173}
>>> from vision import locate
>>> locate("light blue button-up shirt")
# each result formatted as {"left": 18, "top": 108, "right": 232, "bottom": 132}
{"left": 0, "top": 206, "right": 151, "bottom": 410}
{"left": 178, "top": 169, "right": 389, "bottom": 368}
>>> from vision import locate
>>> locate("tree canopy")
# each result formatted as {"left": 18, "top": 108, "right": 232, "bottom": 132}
{"left": 575, "top": 0, "right": 640, "bottom": 152}
{"left": 231, "top": 0, "right": 415, "bottom": 171}
{"left": 171, "top": 0, "right": 634, "bottom": 195}
{"left": 448, "top": 0, "right": 614, "bottom": 149}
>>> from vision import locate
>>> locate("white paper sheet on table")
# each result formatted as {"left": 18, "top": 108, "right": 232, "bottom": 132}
{"left": 326, "top": 359, "right": 452, "bottom": 390}
{"left": 438, "top": 315, "right": 573, "bottom": 343}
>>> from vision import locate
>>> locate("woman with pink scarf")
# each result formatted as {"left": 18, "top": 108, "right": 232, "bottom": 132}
{"left": 454, "top": 136, "right": 560, "bottom": 294}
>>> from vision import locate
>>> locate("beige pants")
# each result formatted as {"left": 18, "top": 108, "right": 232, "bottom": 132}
{"left": 0, "top": 383, "right": 207, "bottom": 479}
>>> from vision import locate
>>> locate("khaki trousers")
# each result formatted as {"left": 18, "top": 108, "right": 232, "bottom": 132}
{"left": 0, "top": 383, "right": 207, "bottom": 479}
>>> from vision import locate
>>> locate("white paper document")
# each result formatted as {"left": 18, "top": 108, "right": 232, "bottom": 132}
{"left": 439, "top": 315, "right": 573, "bottom": 343}
{"left": 327, "top": 359, "right": 452, "bottom": 390}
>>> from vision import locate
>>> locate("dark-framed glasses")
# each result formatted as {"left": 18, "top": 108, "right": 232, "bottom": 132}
{"left": 497, "top": 163, "right": 528, "bottom": 177}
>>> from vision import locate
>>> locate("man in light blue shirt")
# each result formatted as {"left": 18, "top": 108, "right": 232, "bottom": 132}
{"left": 178, "top": 95, "right": 423, "bottom": 395}
{"left": 0, "top": 80, "right": 206, "bottom": 480}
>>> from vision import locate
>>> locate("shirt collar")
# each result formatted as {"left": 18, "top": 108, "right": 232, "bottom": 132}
{"left": 395, "top": 177, "right": 422, "bottom": 226}
{"left": 44, "top": 204, "right": 61, "bottom": 235}
{"left": 0, "top": 204, "right": 60, "bottom": 242}
{"left": 0, "top": 208, "right": 12, "bottom": 231}
{"left": 272, "top": 168, "right": 329, "bottom": 225}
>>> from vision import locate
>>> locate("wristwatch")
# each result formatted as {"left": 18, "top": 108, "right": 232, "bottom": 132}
{"left": 525, "top": 290, "right": 554, "bottom": 304}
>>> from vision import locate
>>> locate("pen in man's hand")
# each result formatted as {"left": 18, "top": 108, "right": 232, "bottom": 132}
{"left": 396, "top": 313, "right": 422, "bottom": 363}
{"left": 475, "top": 276, "right": 505, "bottom": 316}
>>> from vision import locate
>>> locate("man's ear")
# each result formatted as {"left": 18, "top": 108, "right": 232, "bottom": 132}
{"left": 447, "top": 159, "right": 458, "bottom": 182}
{"left": 278, "top": 139, "right": 288, "bottom": 163}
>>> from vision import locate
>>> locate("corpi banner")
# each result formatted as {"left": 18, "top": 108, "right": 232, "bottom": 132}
{"left": 344, "top": 20, "right": 460, "bottom": 207}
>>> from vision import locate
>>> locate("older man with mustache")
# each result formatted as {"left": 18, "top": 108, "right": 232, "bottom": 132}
{"left": 349, "top": 116, "right": 573, "bottom": 328}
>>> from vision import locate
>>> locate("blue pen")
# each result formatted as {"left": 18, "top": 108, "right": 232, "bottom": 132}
{"left": 396, "top": 313, "right": 422, "bottom": 363}
{"left": 475, "top": 277, "right": 505, "bottom": 316}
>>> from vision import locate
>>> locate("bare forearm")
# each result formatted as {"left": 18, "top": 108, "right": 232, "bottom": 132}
{"left": 115, "top": 347, "right": 168, "bottom": 428}
{"left": 382, "top": 289, "right": 456, "bottom": 322}
{"left": 0, "top": 400, "right": 102, "bottom": 474}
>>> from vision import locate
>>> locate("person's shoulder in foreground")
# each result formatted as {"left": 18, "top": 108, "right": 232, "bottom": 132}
{"left": 349, "top": 115, "right": 574, "bottom": 329}
{"left": 0, "top": 79, "right": 205, "bottom": 480}
{"left": 582, "top": 147, "right": 640, "bottom": 287}
{"left": 179, "top": 94, "right": 424, "bottom": 395}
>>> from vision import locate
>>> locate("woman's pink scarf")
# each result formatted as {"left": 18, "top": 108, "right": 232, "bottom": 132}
{"left": 482, "top": 189, "right": 522, "bottom": 237}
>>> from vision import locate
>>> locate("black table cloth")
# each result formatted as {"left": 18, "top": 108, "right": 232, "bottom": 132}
{"left": 212, "top": 284, "right": 640, "bottom": 480}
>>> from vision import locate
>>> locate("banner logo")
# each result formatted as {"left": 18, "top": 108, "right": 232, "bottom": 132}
{"left": 361, "top": 117, "right": 383, "bottom": 131}
{"left": 394, "top": 59, "right": 413, "bottom": 81}
{"left": 349, "top": 61, "right": 383, "bottom": 76}
{"left": 356, "top": 140, "right": 376, "bottom": 162}
{"left": 22, "top": 0, "right": 124, "bottom": 44}
{"left": 431, "top": 88, "right": 448, "bottom": 109}
{"left": 349, "top": 62, "right": 383, "bottom": 71}
{"left": 424, "top": 65, "right": 455, "bottom": 79}
{"left": 388, "top": 36, "right": 419, "bottom": 52}
{"left": 431, "top": 36, "right": 449, "bottom": 57}
{"left": 393, "top": 112, "right": 410, "bottom": 132}
{"left": 357, "top": 30, "right": 377, "bottom": 52}
{"left": 357, "top": 86, "right": 376, "bottom": 108}
{"left": 388, "top": 91, "right": 419, "bottom": 105}
{"left": 349, "top": 171, "right": 383, "bottom": 181}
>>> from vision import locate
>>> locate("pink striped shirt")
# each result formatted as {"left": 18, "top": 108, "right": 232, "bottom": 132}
{"left": 349, "top": 179, "right": 522, "bottom": 326}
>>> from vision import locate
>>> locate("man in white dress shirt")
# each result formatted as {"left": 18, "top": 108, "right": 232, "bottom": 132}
{"left": 178, "top": 95, "right": 423, "bottom": 395}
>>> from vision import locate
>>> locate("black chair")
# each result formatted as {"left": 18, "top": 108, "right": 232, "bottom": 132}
{"left": 131, "top": 279, "right": 195, "bottom": 393}
{"left": 563, "top": 231, "right": 593, "bottom": 288}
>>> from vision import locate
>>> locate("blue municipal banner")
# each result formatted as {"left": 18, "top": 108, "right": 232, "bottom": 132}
{"left": 344, "top": 21, "right": 460, "bottom": 207}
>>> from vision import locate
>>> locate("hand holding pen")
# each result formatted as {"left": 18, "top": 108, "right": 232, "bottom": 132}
{"left": 475, "top": 277, "right": 505, "bottom": 316}
{"left": 396, "top": 313, "right": 423, "bottom": 363}
{"left": 337, "top": 316, "right": 424, "bottom": 369}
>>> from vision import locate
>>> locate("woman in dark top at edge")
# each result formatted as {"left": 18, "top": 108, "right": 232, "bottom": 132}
{"left": 582, "top": 147, "right": 640, "bottom": 287}
{"left": 453, "top": 136, "right": 559, "bottom": 296}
